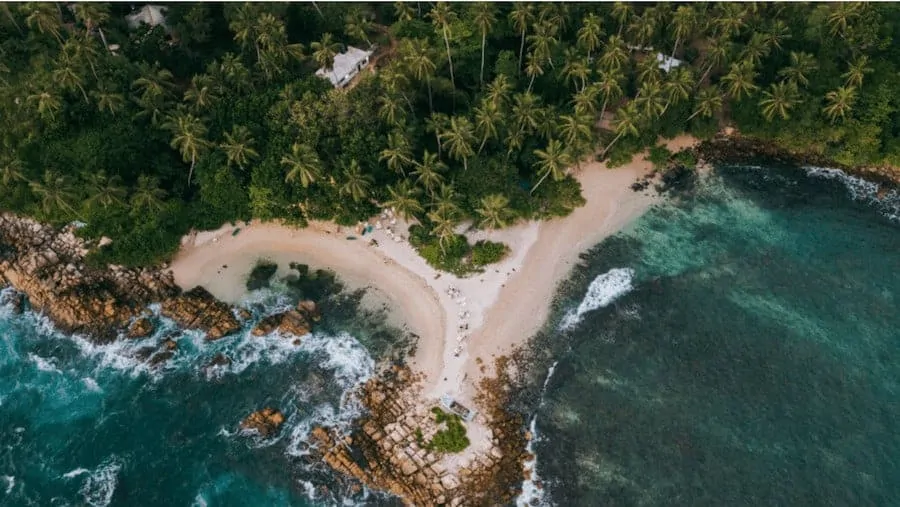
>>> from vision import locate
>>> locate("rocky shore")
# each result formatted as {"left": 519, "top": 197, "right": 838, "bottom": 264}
{"left": 312, "top": 363, "right": 529, "bottom": 506}
{"left": 0, "top": 214, "right": 239, "bottom": 342}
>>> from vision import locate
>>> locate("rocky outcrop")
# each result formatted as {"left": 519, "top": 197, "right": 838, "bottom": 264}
{"left": 160, "top": 286, "right": 240, "bottom": 340}
{"left": 240, "top": 408, "right": 285, "bottom": 437}
{"left": 313, "top": 366, "right": 528, "bottom": 506}
{"left": 251, "top": 300, "right": 320, "bottom": 338}
{"left": 0, "top": 214, "right": 241, "bottom": 342}
{"left": 127, "top": 317, "right": 155, "bottom": 338}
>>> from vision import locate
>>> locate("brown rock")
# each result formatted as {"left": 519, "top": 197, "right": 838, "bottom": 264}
{"left": 400, "top": 459, "right": 418, "bottom": 476}
{"left": 251, "top": 310, "right": 312, "bottom": 338}
{"left": 207, "top": 353, "right": 231, "bottom": 367}
{"left": 161, "top": 337, "right": 178, "bottom": 350}
{"left": 161, "top": 287, "right": 240, "bottom": 340}
{"left": 240, "top": 407, "right": 285, "bottom": 437}
{"left": 296, "top": 299, "right": 321, "bottom": 321}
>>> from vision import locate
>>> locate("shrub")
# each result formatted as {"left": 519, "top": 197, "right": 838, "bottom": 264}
{"left": 426, "top": 408, "right": 470, "bottom": 453}
{"left": 646, "top": 144, "right": 673, "bottom": 171}
{"left": 673, "top": 149, "right": 698, "bottom": 170}
{"left": 471, "top": 240, "right": 508, "bottom": 266}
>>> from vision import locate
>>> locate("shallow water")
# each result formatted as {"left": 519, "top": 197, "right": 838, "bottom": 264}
{"left": 531, "top": 164, "right": 900, "bottom": 506}
{"left": 0, "top": 282, "right": 407, "bottom": 506}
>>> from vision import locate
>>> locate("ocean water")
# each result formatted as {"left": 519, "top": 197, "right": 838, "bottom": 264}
{"left": 0, "top": 280, "right": 409, "bottom": 506}
{"left": 528, "top": 163, "right": 900, "bottom": 506}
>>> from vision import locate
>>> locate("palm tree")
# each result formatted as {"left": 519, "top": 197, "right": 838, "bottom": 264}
{"left": 403, "top": 39, "right": 437, "bottom": 112}
{"left": 822, "top": 86, "right": 857, "bottom": 123}
{"left": 577, "top": 13, "right": 603, "bottom": 60}
{"left": 721, "top": 60, "right": 759, "bottom": 101}
{"left": 220, "top": 125, "right": 259, "bottom": 170}
{"left": 380, "top": 131, "right": 414, "bottom": 176}
{"left": 669, "top": 5, "right": 695, "bottom": 61}
{"left": 557, "top": 113, "right": 592, "bottom": 153}
{"left": 512, "top": 91, "right": 540, "bottom": 134}
{"left": 759, "top": 81, "right": 800, "bottom": 121}
{"left": 530, "top": 139, "right": 573, "bottom": 194}
{"left": 383, "top": 180, "right": 424, "bottom": 220}
{"left": 527, "top": 21, "right": 557, "bottom": 68}
{"left": 310, "top": 33, "right": 342, "bottom": 82}
{"left": 163, "top": 113, "right": 209, "bottom": 185}
{"left": 474, "top": 99, "right": 502, "bottom": 154}
{"left": 596, "top": 69, "right": 624, "bottom": 123}
{"left": 486, "top": 74, "right": 512, "bottom": 108}
{"left": 52, "top": 63, "right": 89, "bottom": 102}
{"left": 740, "top": 32, "right": 771, "bottom": 68}
{"left": 2, "top": 4, "right": 23, "bottom": 35}
{"left": 425, "top": 112, "right": 449, "bottom": 154}
{"left": 524, "top": 52, "right": 544, "bottom": 93}
{"left": 29, "top": 170, "right": 79, "bottom": 217}
{"left": 635, "top": 55, "right": 661, "bottom": 87}
{"left": 427, "top": 209, "right": 457, "bottom": 253}
{"left": 687, "top": 86, "right": 724, "bottom": 121}
{"left": 0, "top": 156, "right": 25, "bottom": 188}
{"left": 441, "top": 116, "right": 476, "bottom": 171}
{"left": 345, "top": 9, "right": 373, "bottom": 48}
{"left": 91, "top": 86, "right": 125, "bottom": 115}
{"left": 509, "top": 2, "right": 534, "bottom": 74}
{"left": 431, "top": 183, "right": 460, "bottom": 216}
{"left": 572, "top": 85, "right": 599, "bottom": 116}
{"left": 340, "top": 160, "right": 374, "bottom": 202}
{"left": 827, "top": 2, "right": 862, "bottom": 37}
{"left": 764, "top": 19, "right": 791, "bottom": 52}
{"left": 228, "top": 4, "right": 260, "bottom": 59}
{"left": 600, "top": 101, "right": 640, "bottom": 156}
{"left": 22, "top": 2, "right": 62, "bottom": 46}
{"left": 62, "top": 33, "right": 100, "bottom": 80}
{"left": 133, "top": 62, "right": 175, "bottom": 102}
{"left": 84, "top": 171, "right": 126, "bottom": 209}
{"left": 714, "top": 3, "right": 747, "bottom": 39}
{"left": 413, "top": 150, "right": 446, "bottom": 193}
{"left": 561, "top": 49, "right": 590, "bottom": 92}
{"left": 26, "top": 90, "right": 61, "bottom": 121}
{"left": 282, "top": 143, "right": 323, "bottom": 188}
{"left": 842, "top": 55, "right": 872, "bottom": 88}
{"left": 661, "top": 66, "right": 694, "bottom": 115}
{"left": 378, "top": 92, "right": 408, "bottom": 127}
{"left": 698, "top": 36, "right": 731, "bottom": 85}
{"left": 428, "top": 2, "right": 457, "bottom": 89}
{"left": 73, "top": 2, "right": 110, "bottom": 50}
{"left": 472, "top": 3, "right": 497, "bottom": 86}
{"left": 475, "top": 194, "right": 512, "bottom": 229}
{"left": 599, "top": 35, "right": 629, "bottom": 72}
{"left": 219, "top": 52, "right": 251, "bottom": 91}
{"left": 394, "top": 2, "right": 415, "bottom": 21}
{"left": 610, "top": 2, "right": 632, "bottom": 36}
{"left": 130, "top": 175, "right": 167, "bottom": 212}
{"left": 627, "top": 9, "right": 658, "bottom": 49}
{"left": 184, "top": 74, "right": 216, "bottom": 112}
{"left": 504, "top": 125, "right": 526, "bottom": 162}
{"left": 778, "top": 51, "right": 817, "bottom": 88}
{"left": 636, "top": 80, "right": 666, "bottom": 120}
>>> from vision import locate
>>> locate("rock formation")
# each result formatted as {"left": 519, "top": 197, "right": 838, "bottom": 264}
{"left": 312, "top": 366, "right": 529, "bottom": 506}
{"left": 0, "top": 214, "right": 239, "bottom": 342}
{"left": 250, "top": 300, "right": 320, "bottom": 338}
{"left": 240, "top": 407, "right": 285, "bottom": 437}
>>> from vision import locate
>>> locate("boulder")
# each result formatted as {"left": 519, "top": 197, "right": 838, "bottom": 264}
{"left": 207, "top": 353, "right": 232, "bottom": 367}
{"left": 240, "top": 408, "right": 285, "bottom": 437}
{"left": 161, "top": 287, "right": 240, "bottom": 340}
{"left": 296, "top": 300, "right": 321, "bottom": 322}
{"left": 251, "top": 309, "right": 311, "bottom": 338}
{"left": 127, "top": 317, "right": 155, "bottom": 338}
{"left": 148, "top": 350, "right": 174, "bottom": 367}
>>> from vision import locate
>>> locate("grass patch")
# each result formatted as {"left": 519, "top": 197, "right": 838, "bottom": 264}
{"left": 425, "top": 407, "right": 470, "bottom": 454}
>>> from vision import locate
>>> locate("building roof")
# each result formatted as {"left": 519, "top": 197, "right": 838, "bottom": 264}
{"left": 126, "top": 5, "right": 169, "bottom": 31}
{"left": 656, "top": 53, "right": 684, "bottom": 72}
{"left": 315, "top": 46, "right": 373, "bottom": 87}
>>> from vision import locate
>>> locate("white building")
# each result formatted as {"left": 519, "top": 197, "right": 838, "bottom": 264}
{"left": 656, "top": 53, "right": 684, "bottom": 72}
{"left": 315, "top": 46, "right": 373, "bottom": 88}
{"left": 125, "top": 5, "right": 170, "bottom": 33}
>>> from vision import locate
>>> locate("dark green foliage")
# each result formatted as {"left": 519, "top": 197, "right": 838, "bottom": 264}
{"left": 471, "top": 240, "right": 508, "bottom": 266}
{"left": 646, "top": 145, "right": 673, "bottom": 172}
{"left": 426, "top": 408, "right": 470, "bottom": 454}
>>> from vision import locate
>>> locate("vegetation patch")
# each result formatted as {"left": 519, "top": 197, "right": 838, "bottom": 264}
{"left": 425, "top": 408, "right": 470, "bottom": 454}
{"left": 471, "top": 240, "right": 508, "bottom": 266}
{"left": 246, "top": 259, "right": 278, "bottom": 291}
{"left": 408, "top": 225, "right": 508, "bottom": 275}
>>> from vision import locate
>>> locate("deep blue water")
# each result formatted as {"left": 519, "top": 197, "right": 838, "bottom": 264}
{"left": 530, "top": 164, "right": 900, "bottom": 506}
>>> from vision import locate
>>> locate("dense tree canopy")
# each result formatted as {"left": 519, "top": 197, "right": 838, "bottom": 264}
{"left": 1, "top": 2, "right": 898, "bottom": 267}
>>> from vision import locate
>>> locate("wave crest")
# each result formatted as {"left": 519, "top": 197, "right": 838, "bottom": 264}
{"left": 560, "top": 268, "right": 635, "bottom": 331}
{"left": 805, "top": 166, "right": 900, "bottom": 222}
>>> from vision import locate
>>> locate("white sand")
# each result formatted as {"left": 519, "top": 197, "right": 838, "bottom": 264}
{"left": 170, "top": 135, "right": 698, "bottom": 411}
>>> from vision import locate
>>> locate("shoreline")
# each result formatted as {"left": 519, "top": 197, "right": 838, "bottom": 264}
{"left": 170, "top": 134, "right": 698, "bottom": 411}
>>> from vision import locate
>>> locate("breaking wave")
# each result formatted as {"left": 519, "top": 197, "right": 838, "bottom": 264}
{"left": 560, "top": 268, "right": 635, "bottom": 331}
{"left": 76, "top": 457, "right": 122, "bottom": 507}
{"left": 805, "top": 166, "right": 900, "bottom": 222}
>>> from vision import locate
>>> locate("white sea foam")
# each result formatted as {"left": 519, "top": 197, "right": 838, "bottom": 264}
{"left": 77, "top": 457, "right": 122, "bottom": 507}
{"left": 560, "top": 268, "right": 635, "bottom": 331}
{"left": 805, "top": 166, "right": 900, "bottom": 222}
{"left": 63, "top": 467, "right": 90, "bottom": 479}
{"left": 28, "top": 353, "right": 61, "bottom": 374}
{"left": 516, "top": 362, "right": 559, "bottom": 507}
{"left": 82, "top": 377, "right": 102, "bottom": 392}
{"left": 2, "top": 475, "right": 14, "bottom": 495}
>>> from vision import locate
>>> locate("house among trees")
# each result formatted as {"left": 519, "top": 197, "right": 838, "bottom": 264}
{"left": 125, "top": 4, "right": 170, "bottom": 33}
{"left": 315, "top": 46, "right": 374, "bottom": 88}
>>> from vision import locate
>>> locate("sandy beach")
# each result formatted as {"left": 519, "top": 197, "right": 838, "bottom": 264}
{"left": 170, "top": 135, "right": 697, "bottom": 413}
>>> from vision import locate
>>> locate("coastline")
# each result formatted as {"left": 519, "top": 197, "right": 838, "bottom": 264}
{"left": 170, "top": 134, "right": 698, "bottom": 409}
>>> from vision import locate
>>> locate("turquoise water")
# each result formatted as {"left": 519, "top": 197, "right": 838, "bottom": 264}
{"left": 0, "top": 284, "right": 405, "bottom": 506}
{"left": 531, "top": 164, "right": 900, "bottom": 506}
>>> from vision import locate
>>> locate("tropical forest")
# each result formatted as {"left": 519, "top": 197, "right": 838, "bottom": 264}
{"left": 1, "top": 2, "right": 898, "bottom": 267}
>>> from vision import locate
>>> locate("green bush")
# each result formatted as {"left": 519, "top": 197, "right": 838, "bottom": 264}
{"left": 426, "top": 408, "right": 470, "bottom": 454}
{"left": 646, "top": 144, "right": 673, "bottom": 171}
{"left": 471, "top": 240, "right": 508, "bottom": 266}
{"left": 673, "top": 149, "right": 698, "bottom": 170}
